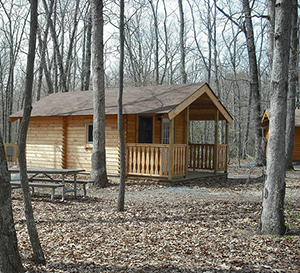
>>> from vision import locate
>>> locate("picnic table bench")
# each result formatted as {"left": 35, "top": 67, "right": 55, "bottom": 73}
{"left": 10, "top": 181, "right": 64, "bottom": 202}
{"left": 9, "top": 168, "right": 93, "bottom": 202}
{"left": 28, "top": 177, "right": 94, "bottom": 199}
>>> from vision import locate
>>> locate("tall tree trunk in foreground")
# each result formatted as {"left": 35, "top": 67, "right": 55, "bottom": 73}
{"left": 260, "top": 0, "right": 292, "bottom": 236}
{"left": 90, "top": 0, "right": 108, "bottom": 188}
{"left": 285, "top": 0, "right": 298, "bottom": 170}
{"left": 0, "top": 134, "right": 24, "bottom": 273}
{"left": 117, "top": 0, "right": 126, "bottom": 211}
{"left": 242, "top": 0, "right": 264, "bottom": 166}
{"left": 18, "top": 0, "right": 46, "bottom": 264}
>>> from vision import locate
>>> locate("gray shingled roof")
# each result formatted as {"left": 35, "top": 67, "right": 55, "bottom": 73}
{"left": 10, "top": 83, "right": 233, "bottom": 123}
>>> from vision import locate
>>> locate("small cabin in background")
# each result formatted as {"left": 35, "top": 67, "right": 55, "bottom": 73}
{"left": 10, "top": 83, "right": 233, "bottom": 181}
{"left": 262, "top": 109, "right": 300, "bottom": 161}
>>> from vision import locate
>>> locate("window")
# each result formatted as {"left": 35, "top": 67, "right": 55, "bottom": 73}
{"left": 138, "top": 116, "right": 153, "bottom": 143}
{"left": 162, "top": 118, "right": 170, "bottom": 144}
{"left": 86, "top": 123, "right": 93, "bottom": 143}
{"left": 162, "top": 118, "right": 175, "bottom": 144}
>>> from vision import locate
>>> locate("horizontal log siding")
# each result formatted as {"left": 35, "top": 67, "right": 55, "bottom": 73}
{"left": 174, "top": 113, "right": 185, "bottom": 144}
{"left": 66, "top": 115, "right": 119, "bottom": 175}
{"left": 26, "top": 117, "right": 64, "bottom": 168}
{"left": 125, "top": 113, "right": 185, "bottom": 145}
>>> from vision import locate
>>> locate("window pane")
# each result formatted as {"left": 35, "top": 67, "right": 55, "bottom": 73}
{"left": 162, "top": 118, "right": 170, "bottom": 144}
{"left": 87, "top": 123, "right": 93, "bottom": 143}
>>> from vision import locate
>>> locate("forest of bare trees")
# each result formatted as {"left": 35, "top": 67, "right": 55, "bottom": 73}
{"left": 0, "top": 0, "right": 299, "bottom": 162}
{"left": 0, "top": 2, "right": 299, "bottom": 270}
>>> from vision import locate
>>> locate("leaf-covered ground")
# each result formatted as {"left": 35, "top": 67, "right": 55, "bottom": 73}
{"left": 12, "top": 163, "right": 300, "bottom": 272}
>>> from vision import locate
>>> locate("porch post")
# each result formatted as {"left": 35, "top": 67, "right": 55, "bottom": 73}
{"left": 214, "top": 109, "right": 219, "bottom": 174}
{"left": 184, "top": 107, "right": 189, "bottom": 178}
{"left": 225, "top": 122, "right": 229, "bottom": 173}
{"left": 168, "top": 118, "right": 175, "bottom": 181}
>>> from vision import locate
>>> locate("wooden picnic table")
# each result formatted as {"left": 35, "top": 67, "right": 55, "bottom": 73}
{"left": 8, "top": 167, "right": 87, "bottom": 202}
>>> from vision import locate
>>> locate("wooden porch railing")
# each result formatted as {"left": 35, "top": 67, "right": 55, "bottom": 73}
{"left": 217, "top": 144, "right": 227, "bottom": 171}
{"left": 188, "top": 143, "right": 228, "bottom": 171}
{"left": 126, "top": 143, "right": 187, "bottom": 177}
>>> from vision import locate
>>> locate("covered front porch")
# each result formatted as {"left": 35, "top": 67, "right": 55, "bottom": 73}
{"left": 123, "top": 83, "right": 233, "bottom": 181}
{"left": 125, "top": 142, "right": 229, "bottom": 181}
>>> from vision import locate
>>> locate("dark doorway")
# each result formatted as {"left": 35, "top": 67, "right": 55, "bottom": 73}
{"left": 138, "top": 116, "right": 153, "bottom": 143}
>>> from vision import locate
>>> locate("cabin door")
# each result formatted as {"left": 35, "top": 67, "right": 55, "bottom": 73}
{"left": 138, "top": 116, "right": 153, "bottom": 143}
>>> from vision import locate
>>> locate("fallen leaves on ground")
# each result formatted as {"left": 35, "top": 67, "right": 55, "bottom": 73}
{"left": 12, "top": 164, "right": 300, "bottom": 272}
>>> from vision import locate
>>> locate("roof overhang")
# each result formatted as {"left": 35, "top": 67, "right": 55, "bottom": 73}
{"left": 10, "top": 83, "right": 233, "bottom": 124}
{"left": 168, "top": 83, "right": 233, "bottom": 123}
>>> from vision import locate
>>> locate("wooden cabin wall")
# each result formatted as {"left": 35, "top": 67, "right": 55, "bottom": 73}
{"left": 105, "top": 116, "right": 120, "bottom": 175}
{"left": 25, "top": 115, "right": 119, "bottom": 176}
{"left": 293, "top": 127, "right": 300, "bottom": 160}
{"left": 26, "top": 117, "right": 64, "bottom": 168}
{"left": 174, "top": 112, "right": 185, "bottom": 144}
{"left": 25, "top": 112, "right": 186, "bottom": 175}
{"left": 125, "top": 115, "right": 137, "bottom": 143}
{"left": 125, "top": 112, "right": 185, "bottom": 144}
{"left": 65, "top": 116, "right": 93, "bottom": 172}
{"left": 66, "top": 115, "right": 119, "bottom": 176}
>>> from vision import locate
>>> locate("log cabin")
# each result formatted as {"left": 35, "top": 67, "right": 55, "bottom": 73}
{"left": 10, "top": 82, "right": 233, "bottom": 181}
{"left": 262, "top": 109, "right": 300, "bottom": 161}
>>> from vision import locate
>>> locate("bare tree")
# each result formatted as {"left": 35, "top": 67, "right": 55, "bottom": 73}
{"left": 0, "top": 132, "right": 24, "bottom": 273}
{"left": 241, "top": 0, "right": 264, "bottom": 166}
{"left": 0, "top": 1, "right": 28, "bottom": 142}
{"left": 18, "top": 0, "right": 46, "bottom": 263}
{"left": 36, "top": 0, "right": 55, "bottom": 100}
{"left": 90, "top": 0, "right": 108, "bottom": 188}
{"left": 260, "top": 0, "right": 292, "bottom": 235}
{"left": 285, "top": 0, "right": 298, "bottom": 170}
{"left": 81, "top": 6, "right": 92, "bottom": 91}
{"left": 117, "top": 0, "right": 126, "bottom": 211}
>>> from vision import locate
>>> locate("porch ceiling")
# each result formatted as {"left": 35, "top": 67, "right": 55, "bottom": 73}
{"left": 189, "top": 93, "right": 230, "bottom": 122}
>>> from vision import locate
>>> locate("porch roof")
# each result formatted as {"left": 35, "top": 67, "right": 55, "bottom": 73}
{"left": 10, "top": 82, "right": 233, "bottom": 123}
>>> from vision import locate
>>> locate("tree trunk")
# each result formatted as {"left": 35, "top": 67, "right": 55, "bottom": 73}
{"left": 149, "top": 0, "right": 159, "bottom": 85}
{"left": 90, "top": 0, "right": 108, "bottom": 188}
{"left": 285, "top": 0, "right": 298, "bottom": 170}
{"left": 42, "top": 0, "right": 68, "bottom": 93}
{"left": 117, "top": 0, "right": 126, "bottom": 211}
{"left": 84, "top": 10, "right": 92, "bottom": 91}
{"left": 267, "top": 0, "right": 275, "bottom": 71}
{"left": 242, "top": 0, "right": 264, "bottom": 165}
{"left": 36, "top": 0, "right": 54, "bottom": 100}
{"left": 178, "top": 0, "right": 187, "bottom": 84}
{"left": 0, "top": 134, "right": 24, "bottom": 273}
{"left": 18, "top": 0, "right": 46, "bottom": 264}
{"left": 260, "top": 0, "right": 292, "bottom": 236}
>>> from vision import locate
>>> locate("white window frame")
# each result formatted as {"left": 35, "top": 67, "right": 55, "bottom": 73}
{"left": 162, "top": 118, "right": 170, "bottom": 144}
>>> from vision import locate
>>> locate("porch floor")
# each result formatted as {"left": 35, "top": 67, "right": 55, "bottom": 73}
{"left": 169, "top": 170, "right": 227, "bottom": 182}
{"left": 125, "top": 170, "right": 227, "bottom": 183}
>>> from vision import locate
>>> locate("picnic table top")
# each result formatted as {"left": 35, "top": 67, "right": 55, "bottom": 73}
{"left": 8, "top": 167, "right": 85, "bottom": 175}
